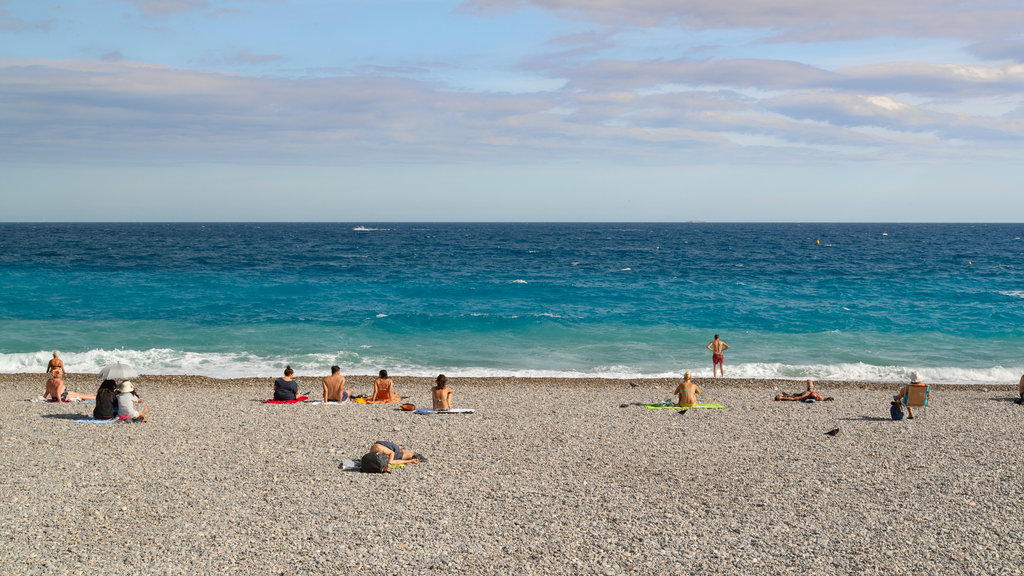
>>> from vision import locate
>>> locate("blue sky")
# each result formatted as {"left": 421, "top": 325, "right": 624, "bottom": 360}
{"left": 1, "top": 0, "right": 1022, "bottom": 221}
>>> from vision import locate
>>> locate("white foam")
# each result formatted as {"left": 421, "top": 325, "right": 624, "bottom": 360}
{"left": 1, "top": 350, "right": 1018, "bottom": 384}
{"left": 512, "top": 279, "right": 528, "bottom": 284}
{"left": 999, "top": 290, "right": 1024, "bottom": 299}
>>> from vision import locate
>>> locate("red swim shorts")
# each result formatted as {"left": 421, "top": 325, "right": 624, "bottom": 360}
{"left": 713, "top": 353, "right": 724, "bottom": 364}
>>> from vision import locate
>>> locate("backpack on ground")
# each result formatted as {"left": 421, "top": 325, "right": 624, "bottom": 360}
{"left": 360, "top": 452, "right": 389, "bottom": 473}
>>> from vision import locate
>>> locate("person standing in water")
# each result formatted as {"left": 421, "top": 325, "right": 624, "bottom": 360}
{"left": 706, "top": 334, "right": 729, "bottom": 378}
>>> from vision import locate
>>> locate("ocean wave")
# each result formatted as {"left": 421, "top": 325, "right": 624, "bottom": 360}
{"left": 1, "top": 350, "right": 1019, "bottom": 384}
{"left": 999, "top": 290, "right": 1024, "bottom": 299}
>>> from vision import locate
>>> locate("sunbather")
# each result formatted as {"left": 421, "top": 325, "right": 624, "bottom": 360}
{"left": 370, "top": 440, "right": 420, "bottom": 466}
{"left": 1017, "top": 374, "right": 1024, "bottom": 404}
{"left": 43, "top": 369, "right": 95, "bottom": 402}
{"left": 673, "top": 371, "right": 701, "bottom": 407}
{"left": 94, "top": 379, "right": 118, "bottom": 419}
{"left": 894, "top": 372, "right": 927, "bottom": 418}
{"left": 432, "top": 374, "right": 453, "bottom": 410}
{"left": 775, "top": 379, "right": 833, "bottom": 402}
{"left": 46, "top": 351, "right": 66, "bottom": 377}
{"left": 116, "top": 381, "right": 149, "bottom": 419}
{"left": 274, "top": 365, "right": 299, "bottom": 401}
{"left": 322, "top": 365, "right": 347, "bottom": 403}
{"left": 371, "top": 369, "right": 398, "bottom": 402}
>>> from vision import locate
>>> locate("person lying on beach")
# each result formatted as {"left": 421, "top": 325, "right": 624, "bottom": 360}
{"left": 432, "top": 374, "right": 453, "bottom": 410}
{"left": 371, "top": 369, "right": 398, "bottom": 402}
{"left": 674, "top": 371, "right": 701, "bottom": 407}
{"left": 94, "top": 379, "right": 118, "bottom": 419}
{"left": 116, "top": 381, "right": 150, "bottom": 419}
{"left": 894, "top": 372, "right": 927, "bottom": 418}
{"left": 775, "top": 379, "right": 833, "bottom": 402}
{"left": 43, "top": 369, "right": 95, "bottom": 402}
{"left": 274, "top": 365, "right": 299, "bottom": 401}
{"left": 322, "top": 365, "right": 347, "bottom": 403}
{"left": 46, "top": 351, "right": 66, "bottom": 377}
{"left": 370, "top": 440, "right": 421, "bottom": 467}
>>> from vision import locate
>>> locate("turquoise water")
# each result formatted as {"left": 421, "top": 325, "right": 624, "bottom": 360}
{"left": 2, "top": 223, "right": 1022, "bottom": 383}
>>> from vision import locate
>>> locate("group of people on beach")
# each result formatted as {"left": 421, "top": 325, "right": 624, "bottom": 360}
{"left": 272, "top": 366, "right": 454, "bottom": 411}
{"left": 42, "top": 351, "right": 150, "bottom": 421}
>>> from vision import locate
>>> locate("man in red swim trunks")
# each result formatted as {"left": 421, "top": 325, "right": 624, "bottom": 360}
{"left": 707, "top": 334, "right": 729, "bottom": 378}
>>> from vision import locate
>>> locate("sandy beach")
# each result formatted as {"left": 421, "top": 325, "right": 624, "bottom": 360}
{"left": 2, "top": 373, "right": 1022, "bottom": 575}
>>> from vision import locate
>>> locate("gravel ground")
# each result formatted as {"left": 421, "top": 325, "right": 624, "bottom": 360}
{"left": 1, "top": 373, "right": 1022, "bottom": 575}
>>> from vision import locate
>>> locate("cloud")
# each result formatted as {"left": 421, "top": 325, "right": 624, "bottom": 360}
{"left": 461, "top": 0, "right": 1024, "bottom": 42}
{"left": 967, "top": 36, "right": 1024, "bottom": 61}
{"left": 0, "top": 58, "right": 1020, "bottom": 170}
{"left": 0, "top": 1, "right": 54, "bottom": 32}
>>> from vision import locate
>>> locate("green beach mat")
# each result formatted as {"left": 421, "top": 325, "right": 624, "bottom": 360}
{"left": 644, "top": 402, "right": 725, "bottom": 409}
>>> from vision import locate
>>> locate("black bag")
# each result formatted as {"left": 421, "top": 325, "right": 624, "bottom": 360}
{"left": 360, "top": 452, "right": 389, "bottom": 473}
{"left": 890, "top": 401, "right": 904, "bottom": 421}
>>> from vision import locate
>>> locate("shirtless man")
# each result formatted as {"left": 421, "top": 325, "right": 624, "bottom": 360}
{"left": 706, "top": 335, "right": 729, "bottom": 378}
{"left": 46, "top": 351, "right": 66, "bottom": 377}
{"left": 775, "top": 379, "right": 832, "bottom": 402}
{"left": 44, "top": 369, "right": 95, "bottom": 402}
{"left": 322, "top": 365, "right": 347, "bottom": 403}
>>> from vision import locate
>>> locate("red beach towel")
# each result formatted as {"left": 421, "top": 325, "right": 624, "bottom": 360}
{"left": 262, "top": 396, "right": 309, "bottom": 404}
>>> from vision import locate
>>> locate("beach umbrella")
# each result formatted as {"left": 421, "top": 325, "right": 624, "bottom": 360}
{"left": 97, "top": 362, "right": 138, "bottom": 380}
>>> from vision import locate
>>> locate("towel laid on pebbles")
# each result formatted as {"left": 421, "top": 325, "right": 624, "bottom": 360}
{"left": 262, "top": 396, "right": 309, "bottom": 404}
{"left": 644, "top": 402, "right": 725, "bottom": 409}
{"left": 412, "top": 408, "right": 475, "bottom": 415}
{"left": 310, "top": 400, "right": 346, "bottom": 405}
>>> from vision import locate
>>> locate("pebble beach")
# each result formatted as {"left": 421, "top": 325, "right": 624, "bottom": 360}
{"left": 2, "top": 373, "right": 1022, "bottom": 575}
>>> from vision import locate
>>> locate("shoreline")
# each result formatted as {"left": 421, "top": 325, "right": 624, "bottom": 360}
{"left": 3, "top": 372, "right": 1018, "bottom": 392}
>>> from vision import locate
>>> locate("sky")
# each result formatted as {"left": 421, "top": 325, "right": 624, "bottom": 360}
{"left": 1, "top": 0, "right": 1023, "bottom": 222}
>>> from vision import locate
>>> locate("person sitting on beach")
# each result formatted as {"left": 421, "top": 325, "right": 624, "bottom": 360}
{"left": 1016, "top": 374, "right": 1024, "bottom": 405}
{"left": 894, "top": 372, "right": 928, "bottom": 418}
{"left": 116, "top": 381, "right": 149, "bottom": 419}
{"left": 43, "top": 369, "right": 95, "bottom": 402}
{"left": 370, "top": 440, "right": 420, "bottom": 467}
{"left": 322, "top": 365, "right": 347, "bottom": 403}
{"left": 775, "top": 379, "right": 833, "bottom": 402}
{"left": 371, "top": 369, "right": 398, "bottom": 402}
{"left": 94, "top": 379, "right": 118, "bottom": 419}
{"left": 46, "top": 351, "right": 66, "bottom": 377}
{"left": 432, "top": 374, "right": 453, "bottom": 410}
{"left": 674, "top": 371, "right": 701, "bottom": 407}
{"left": 274, "top": 365, "right": 299, "bottom": 401}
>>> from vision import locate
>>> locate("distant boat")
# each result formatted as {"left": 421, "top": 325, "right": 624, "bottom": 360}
{"left": 352, "top": 226, "right": 378, "bottom": 232}
{"left": 882, "top": 232, "right": 888, "bottom": 236}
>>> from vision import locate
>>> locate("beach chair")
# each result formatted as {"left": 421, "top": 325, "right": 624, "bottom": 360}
{"left": 902, "top": 384, "right": 930, "bottom": 418}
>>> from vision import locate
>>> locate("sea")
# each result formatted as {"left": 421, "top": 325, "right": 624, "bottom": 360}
{"left": 1, "top": 223, "right": 1022, "bottom": 384}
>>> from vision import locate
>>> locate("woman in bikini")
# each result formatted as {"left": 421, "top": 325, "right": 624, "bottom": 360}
{"left": 674, "top": 372, "right": 701, "bottom": 407}
{"left": 432, "top": 374, "right": 453, "bottom": 410}
{"left": 372, "top": 369, "right": 398, "bottom": 402}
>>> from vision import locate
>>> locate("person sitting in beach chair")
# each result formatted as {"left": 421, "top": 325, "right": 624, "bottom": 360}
{"left": 369, "top": 369, "right": 399, "bottom": 403}
{"left": 43, "top": 369, "right": 95, "bottom": 402}
{"left": 322, "top": 365, "right": 347, "bottom": 403}
{"left": 775, "top": 379, "right": 833, "bottom": 402}
{"left": 674, "top": 372, "right": 701, "bottom": 407}
{"left": 116, "top": 381, "right": 149, "bottom": 420}
{"left": 894, "top": 372, "right": 929, "bottom": 419}
{"left": 432, "top": 374, "right": 453, "bottom": 410}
